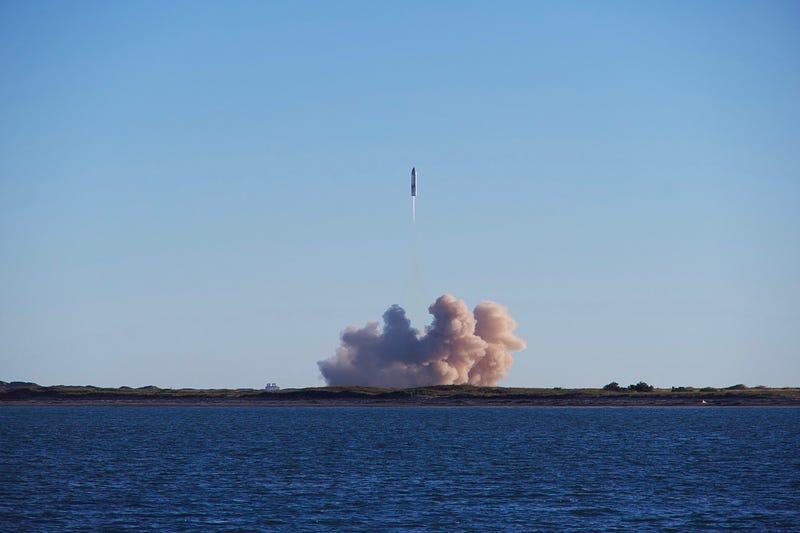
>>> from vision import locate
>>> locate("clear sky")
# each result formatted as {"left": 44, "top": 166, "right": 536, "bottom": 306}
{"left": 2, "top": 1, "right": 798, "bottom": 389}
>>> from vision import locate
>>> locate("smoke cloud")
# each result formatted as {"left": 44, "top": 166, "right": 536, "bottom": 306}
{"left": 318, "top": 294, "right": 526, "bottom": 387}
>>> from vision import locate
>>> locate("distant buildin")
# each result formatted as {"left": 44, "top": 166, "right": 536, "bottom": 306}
{"left": 264, "top": 383, "right": 280, "bottom": 391}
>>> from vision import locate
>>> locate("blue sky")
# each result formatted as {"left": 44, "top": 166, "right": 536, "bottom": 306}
{"left": 2, "top": 1, "right": 798, "bottom": 389}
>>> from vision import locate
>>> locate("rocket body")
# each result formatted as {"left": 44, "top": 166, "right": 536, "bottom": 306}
{"left": 411, "top": 167, "right": 417, "bottom": 197}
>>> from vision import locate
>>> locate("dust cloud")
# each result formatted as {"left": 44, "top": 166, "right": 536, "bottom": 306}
{"left": 318, "top": 295, "right": 525, "bottom": 387}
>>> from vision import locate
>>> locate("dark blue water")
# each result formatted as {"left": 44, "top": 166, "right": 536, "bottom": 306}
{"left": 1, "top": 407, "right": 798, "bottom": 531}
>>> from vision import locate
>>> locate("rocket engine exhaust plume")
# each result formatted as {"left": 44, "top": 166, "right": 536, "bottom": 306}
{"left": 318, "top": 294, "right": 526, "bottom": 387}
{"left": 411, "top": 166, "right": 417, "bottom": 223}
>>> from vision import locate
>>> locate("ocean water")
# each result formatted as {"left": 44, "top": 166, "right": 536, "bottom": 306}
{"left": 1, "top": 407, "right": 798, "bottom": 531}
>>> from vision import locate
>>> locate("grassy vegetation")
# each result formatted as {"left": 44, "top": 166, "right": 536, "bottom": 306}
{"left": 2, "top": 381, "right": 799, "bottom": 405}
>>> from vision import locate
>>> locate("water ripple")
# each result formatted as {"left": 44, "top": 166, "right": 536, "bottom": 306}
{"left": 1, "top": 407, "right": 798, "bottom": 531}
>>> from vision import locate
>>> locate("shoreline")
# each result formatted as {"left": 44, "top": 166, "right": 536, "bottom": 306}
{"left": 2, "top": 384, "right": 799, "bottom": 408}
{"left": 3, "top": 401, "right": 799, "bottom": 408}
{"left": 0, "top": 388, "right": 800, "bottom": 409}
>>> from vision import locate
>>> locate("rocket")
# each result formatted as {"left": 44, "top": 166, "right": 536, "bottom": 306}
{"left": 410, "top": 167, "right": 418, "bottom": 222}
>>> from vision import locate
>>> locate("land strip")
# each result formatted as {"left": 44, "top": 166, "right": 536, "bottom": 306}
{"left": 2, "top": 383, "right": 798, "bottom": 407}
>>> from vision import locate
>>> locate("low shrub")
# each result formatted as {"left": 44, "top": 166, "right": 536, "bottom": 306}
{"left": 725, "top": 384, "right": 748, "bottom": 390}
{"left": 628, "top": 381, "right": 654, "bottom": 392}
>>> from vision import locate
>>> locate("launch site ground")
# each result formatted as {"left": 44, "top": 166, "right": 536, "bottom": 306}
{"left": 2, "top": 383, "right": 798, "bottom": 407}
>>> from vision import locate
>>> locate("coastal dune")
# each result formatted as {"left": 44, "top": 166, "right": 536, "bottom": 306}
{"left": 1, "top": 383, "right": 798, "bottom": 407}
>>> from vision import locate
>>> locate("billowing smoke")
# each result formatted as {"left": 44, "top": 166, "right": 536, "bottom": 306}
{"left": 318, "top": 294, "right": 526, "bottom": 387}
